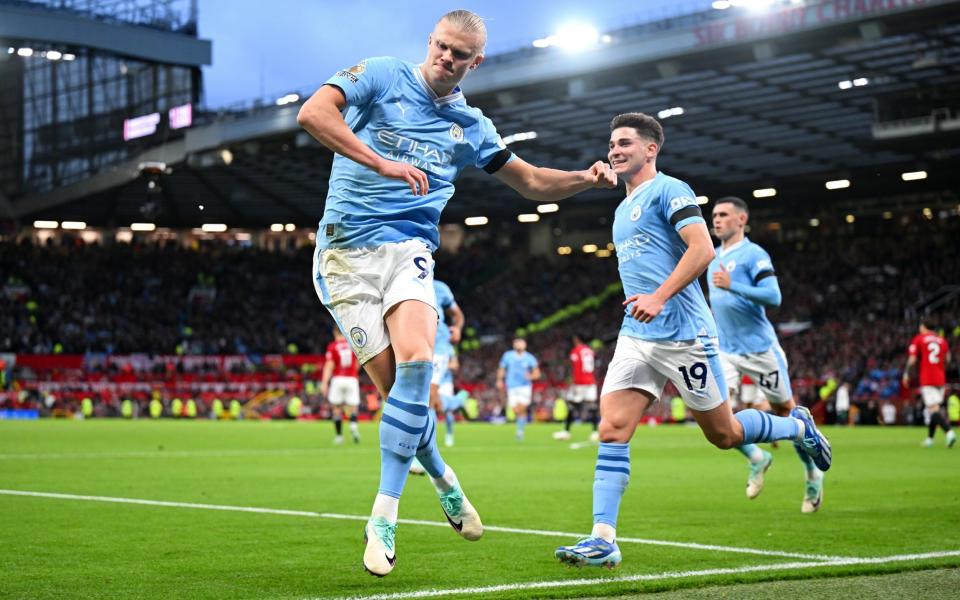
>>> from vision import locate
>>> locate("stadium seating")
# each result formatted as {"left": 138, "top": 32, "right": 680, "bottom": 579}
{"left": 1, "top": 216, "right": 957, "bottom": 422}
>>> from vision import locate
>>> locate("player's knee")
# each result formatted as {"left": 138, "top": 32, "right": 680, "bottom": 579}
{"left": 597, "top": 419, "right": 630, "bottom": 443}
{"left": 393, "top": 345, "right": 433, "bottom": 363}
{"left": 704, "top": 428, "right": 739, "bottom": 450}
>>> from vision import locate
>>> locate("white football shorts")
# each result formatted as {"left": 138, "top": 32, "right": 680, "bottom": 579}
{"left": 601, "top": 335, "right": 727, "bottom": 412}
{"left": 507, "top": 385, "right": 533, "bottom": 409}
{"left": 739, "top": 381, "right": 759, "bottom": 406}
{"left": 921, "top": 385, "right": 944, "bottom": 407}
{"left": 431, "top": 353, "right": 451, "bottom": 386}
{"left": 439, "top": 380, "right": 454, "bottom": 398}
{"left": 328, "top": 376, "right": 360, "bottom": 407}
{"left": 313, "top": 240, "right": 437, "bottom": 365}
{"left": 719, "top": 345, "right": 793, "bottom": 405}
{"left": 567, "top": 383, "right": 598, "bottom": 404}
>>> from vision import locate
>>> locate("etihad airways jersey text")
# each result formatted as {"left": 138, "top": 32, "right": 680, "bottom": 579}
{"left": 612, "top": 172, "right": 717, "bottom": 341}
{"left": 321, "top": 56, "right": 508, "bottom": 251}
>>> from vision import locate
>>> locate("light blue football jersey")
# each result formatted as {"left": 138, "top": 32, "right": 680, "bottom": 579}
{"left": 499, "top": 350, "right": 538, "bottom": 390}
{"left": 612, "top": 172, "right": 717, "bottom": 341}
{"left": 433, "top": 279, "right": 456, "bottom": 356}
{"left": 707, "top": 238, "right": 779, "bottom": 354}
{"left": 320, "top": 56, "right": 511, "bottom": 251}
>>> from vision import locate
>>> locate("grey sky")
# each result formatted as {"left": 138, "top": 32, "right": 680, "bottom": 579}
{"left": 197, "top": 0, "right": 713, "bottom": 108}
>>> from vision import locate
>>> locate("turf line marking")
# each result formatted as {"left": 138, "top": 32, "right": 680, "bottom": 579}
{"left": 0, "top": 449, "right": 343, "bottom": 460}
{"left": 320, "top": 513, "right": 840, "bottom": 561}
{"left": 320, "top": 551, "right": 960, "bottom": 600}
{"left": 0, "top": 489, "right": 322, "bottom": 517}
{"left": 0, "top": 446, "right": 518, "bottom": 460}
{"left": 0, "top": 489, "right": 842, "bottom": 561}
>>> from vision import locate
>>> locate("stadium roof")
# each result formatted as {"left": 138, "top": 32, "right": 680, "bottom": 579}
{"left": 13, "top": 0, "right": 960, "bottom": 229}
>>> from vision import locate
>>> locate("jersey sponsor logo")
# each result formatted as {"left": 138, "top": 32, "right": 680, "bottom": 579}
{"left": 350, "top": 327, "right": 368, "bottom": 348}
{"left": 375, "top": 129, "right": 453, "bottom": 169}
{"left": 669, "top": 196, "right": 695, "bottom": 210}
{"left": 756, "top": 259, "right": 771, "bottom": 271}
{"left": 449, "top": 123, "right": 464, "bottom": 142}
{"left": 630, "top": 204, "right": 642, "bottom": 221}
{"left": 348, "top": 61, "right": 367, "bottom": 75}
{"left": 615, "top": 232, "right": 652, "bottom": 264}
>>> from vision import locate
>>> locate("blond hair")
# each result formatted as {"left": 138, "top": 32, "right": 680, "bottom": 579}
{"left": 439, "top": 9, "right": 487, "bottom": 51}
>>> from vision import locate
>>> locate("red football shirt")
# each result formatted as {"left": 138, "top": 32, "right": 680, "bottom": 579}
{"left": 908, "top": 333, "right": 949, "bottom": 387}
{"left": 569, "top": 344, "right": 596, "bottom": 385}
{"left": 326, "top": 339, "right": 359, "bottom": 378}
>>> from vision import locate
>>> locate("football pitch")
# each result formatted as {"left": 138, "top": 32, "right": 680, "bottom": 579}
{"left": 1, "top": 420, "right": 958, "bottom": 599}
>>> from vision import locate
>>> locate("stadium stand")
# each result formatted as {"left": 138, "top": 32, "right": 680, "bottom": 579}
{"left": 2, "top": 215, "right": 956, "bottom": 423}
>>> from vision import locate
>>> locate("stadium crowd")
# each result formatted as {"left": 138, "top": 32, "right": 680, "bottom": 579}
{"left": 1, "top": 215, "right": 957, "bottom": 423}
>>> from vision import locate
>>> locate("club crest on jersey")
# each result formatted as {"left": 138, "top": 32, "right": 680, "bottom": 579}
{"left": 449, "top": 123, "right": 464, "bottom": 142}
{"left": 630, "top": 204, "right": 643, "bottom": 221}
{"left": 350, "top": 327, "right": 367, "bottom": 348}
{"left": 725, "top": 260, "right": 737, "bottom": 272}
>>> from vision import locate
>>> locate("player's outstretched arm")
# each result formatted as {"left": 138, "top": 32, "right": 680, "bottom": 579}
{"left": 492, "top": 156, "right": 616, "bottom": 201}
{"left": 297, "top": 85, "right": 428, "bottom": 195}
{"left": 721, "top": 272, "right": 782, "bottom": 307}
{"left": 320, "top": 357, "right": 335, "bottom": 397}
{"left": 902, "top": 355, "right": 916, "bottom": 385}
{"left": 624, "top": 221, "right": 715, "bottom": 323}
{"left": 446, "top": 303, "right": 465, "bottom": 344}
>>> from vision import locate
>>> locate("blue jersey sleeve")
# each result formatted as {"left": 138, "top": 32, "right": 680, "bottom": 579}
{"left": 499, "top": 352, "right": 510, "bottom": 369}
{"left": 659, "top": 180, "right": 704, "bottom": 232}
{"left": 527, "top": 354, "right": 538, "bottom": 370}
{"left": 434, "top": 281, "right": 455, "bottom": 311}
{"left": 746, "top": 246, "right": 776, "bottom": 283}
{"left": 474, "top": 114, "right": 512, "bottom": 170}
{"left": 726, "top": 245, "right": 781, "bottom": 306}
{"left": 324, "top": 56, "right": 396, "bottom": 107}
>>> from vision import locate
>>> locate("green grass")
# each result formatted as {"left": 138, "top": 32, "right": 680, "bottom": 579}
{"left": 1, "top": 420, "right": 958, "bottom": 599}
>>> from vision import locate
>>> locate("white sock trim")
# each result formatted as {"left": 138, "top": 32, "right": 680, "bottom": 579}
{"left": 591, "top": 523, "right": 616, "bottom": 543}
{"left": 372, "top": 493, "right": 399, "bottom": 522}
{"left": 431, "top": 465, "right": 458, "bottom": 494}
{"left": 794, "top": 418, "right": 806, "bottom": 443}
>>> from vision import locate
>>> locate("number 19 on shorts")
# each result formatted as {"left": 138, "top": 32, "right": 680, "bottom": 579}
{"left": 678, "top": 362, "right": 707, "bottom": 391}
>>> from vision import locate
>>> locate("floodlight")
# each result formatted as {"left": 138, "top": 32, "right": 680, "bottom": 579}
{"left": 752, "top": 188, "right": 776, "bottom": 198}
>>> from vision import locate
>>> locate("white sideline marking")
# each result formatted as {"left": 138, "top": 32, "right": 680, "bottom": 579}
{"left": 0, "top": 449, "right": 341, "bottom": 460}
{"left": 0, "top": 489, "right": 322, "bottom": 517}
{"left": 0, "top": 489, "right": 841, "bottom": 561}
{"left": 0, "top": 446, "right": 506, "bottom": 460}
{"left": 322, "top": 551, "right": 960, "bottom": 600}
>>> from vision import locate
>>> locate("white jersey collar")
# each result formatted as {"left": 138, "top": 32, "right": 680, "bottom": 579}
{"left": 414, "top": 65, "right": 464, "bottom": 106}
{"left": 621, "top": 172, "right": 660, "bottom": 206}
{"left": 718, "top": 237, "right": 748, "bottom": 258}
